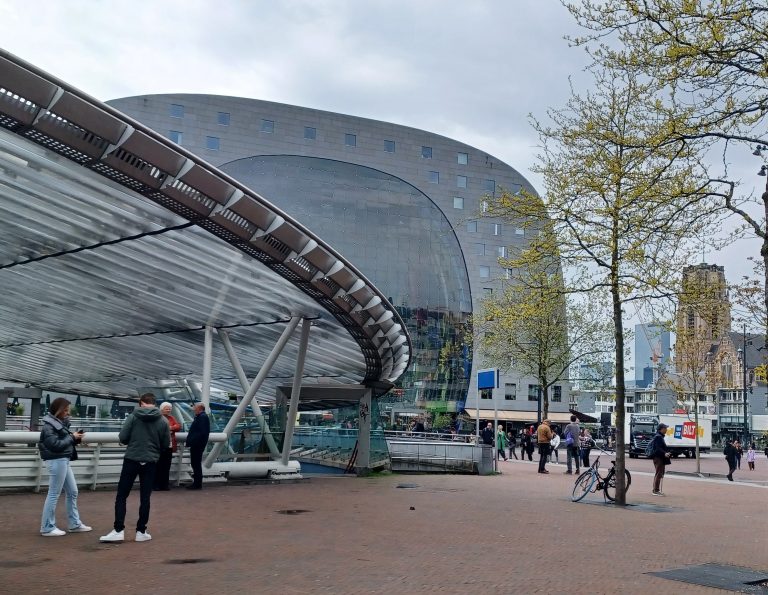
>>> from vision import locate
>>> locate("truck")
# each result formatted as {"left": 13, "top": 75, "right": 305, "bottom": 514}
{"left": 625, "top": 414, "right": 712, "bottom": 458}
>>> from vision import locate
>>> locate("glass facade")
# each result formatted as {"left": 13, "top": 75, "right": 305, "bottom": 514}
{"left": 219, "top": 155, "right": 473, "bottom": 411}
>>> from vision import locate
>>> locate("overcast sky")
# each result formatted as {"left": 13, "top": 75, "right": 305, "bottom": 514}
{"left": 0, "top": 0, "right": 762, "bottom": 293}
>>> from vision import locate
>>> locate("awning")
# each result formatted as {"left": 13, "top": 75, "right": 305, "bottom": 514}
{"left": 462, "top": 409, "right": 574, "bottom": 423}
{"left": 569, "top": 409, "right": 598, "bottom": 423}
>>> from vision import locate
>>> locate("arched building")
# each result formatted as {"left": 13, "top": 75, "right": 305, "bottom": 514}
{"left": 107, "top": 95, "right": 572, "bottom": 423}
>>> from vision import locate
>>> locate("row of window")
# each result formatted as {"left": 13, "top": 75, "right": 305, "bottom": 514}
{"left": 166, "top": 104, "right": 481, "bottom": 170}
{"left": 480, "top": 384, "right": 563, "bottom": 402}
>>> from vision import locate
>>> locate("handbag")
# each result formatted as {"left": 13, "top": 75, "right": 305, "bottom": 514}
{"left": 70, "top": 446, "right": 78, "bottom": 461}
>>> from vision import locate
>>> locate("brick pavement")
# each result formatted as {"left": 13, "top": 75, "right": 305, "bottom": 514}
{"left": 1, "top": 458, "right": 766, "bottom": 594}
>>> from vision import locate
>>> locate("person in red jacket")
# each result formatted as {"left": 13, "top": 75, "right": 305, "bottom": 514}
{"left": 154, "top": 402, "right": 181, "bottom": 491}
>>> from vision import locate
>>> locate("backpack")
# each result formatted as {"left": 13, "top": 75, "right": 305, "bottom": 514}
{"left": 565, "top": 431, "right": 573, "bottom": 446}
{"left": 645, "top": 439, "right": 655, "bottom": 457}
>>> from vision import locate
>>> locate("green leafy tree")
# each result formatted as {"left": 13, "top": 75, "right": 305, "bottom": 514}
{"left": 566, "top": 0, "right": 768, "bottom": 351}
{"left": 491, "top": 67, "right": 716, "bottom": 503}
{"left": 476, "top": 228, "right": 613, "bottom": 421}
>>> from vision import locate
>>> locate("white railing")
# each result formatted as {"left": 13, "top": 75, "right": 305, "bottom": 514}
{"left": 0, "top": 431, "right": 228, "bottom": 492}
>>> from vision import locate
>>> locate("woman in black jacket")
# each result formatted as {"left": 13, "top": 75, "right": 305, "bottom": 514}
{"left": 38, "top": 397, "right": 91, "bottom": 536}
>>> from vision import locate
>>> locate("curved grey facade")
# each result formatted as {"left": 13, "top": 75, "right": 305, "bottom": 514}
{"left": 106, "top": 94, "right": 562, "bottom": 415}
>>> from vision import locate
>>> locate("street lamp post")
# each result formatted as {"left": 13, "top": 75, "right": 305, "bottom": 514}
{"left": 737, "top": 324, "right": 749, "bottom": 446}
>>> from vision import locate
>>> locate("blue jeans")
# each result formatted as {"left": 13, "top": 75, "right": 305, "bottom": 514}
{"left": 41, "top": 458, "right": 82, "bottom": 533}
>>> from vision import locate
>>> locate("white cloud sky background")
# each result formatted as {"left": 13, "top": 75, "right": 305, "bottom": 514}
{"left": 0, "top": 0, "right": 763, "bottom": 298}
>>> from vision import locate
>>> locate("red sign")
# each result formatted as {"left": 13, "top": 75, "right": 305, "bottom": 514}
{"left": 682, "top": 422, "right": 696, "bottom": 440}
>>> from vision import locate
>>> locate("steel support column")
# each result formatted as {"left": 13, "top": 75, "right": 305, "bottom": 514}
{"left": 356, "top": 388, "right": 372, "bottom": 474}
{"left": 201, "top": 325, "right": 213, "bottom": 410}
{"left": 218, "top": 329, "right": 280, "bottom": 458}
{"left": 281, "top": 318, "right": 311, "bottom": 466}
{"left": 204, "top": 316, "right": 301, "bottom": 467}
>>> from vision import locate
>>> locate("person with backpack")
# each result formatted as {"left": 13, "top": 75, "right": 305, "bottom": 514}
{"left": 507, "top": 430, "right": 518, "bottom": 460}
{"left": 563, "top": 415, "right": 581, "bottom": 475}
{"left": 649, "top": 422, "right": 672, "bottom": 496}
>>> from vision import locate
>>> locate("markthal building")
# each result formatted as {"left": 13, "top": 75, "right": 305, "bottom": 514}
{"left": 104, "top": 93, "right": 545, "bottom": 419}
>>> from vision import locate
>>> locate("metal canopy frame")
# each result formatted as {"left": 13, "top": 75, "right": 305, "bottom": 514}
{"left": 0, "top": 50, "right": 411, "bottom": 399}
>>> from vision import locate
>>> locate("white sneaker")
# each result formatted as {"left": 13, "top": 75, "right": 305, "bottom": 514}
{"left": 135, "top": 531, "right": 152, "bottom": 542}
{"left": 651, "top": 491, "right": 664, "bottom": 497}
{"left": 41, "top": 528, "right": 66, "bottom": 537}
{"left": 99, "top": 529, "right": 124, "bottom": 542}
{"left": 68, "top": 524, "right": 92, "bottom": 533}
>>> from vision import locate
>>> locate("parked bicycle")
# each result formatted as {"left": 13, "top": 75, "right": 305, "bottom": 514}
{"left": 571, "top": 449, "right": 631, "bottom": 502}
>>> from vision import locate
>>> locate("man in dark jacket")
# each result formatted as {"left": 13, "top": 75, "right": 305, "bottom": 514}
{"left": 186, "top": 403, "right": 211, "bottom": 490}
{"left": 724, "top": 440, "right": 738, "bottom": 481}
{"left": 650, "top": 423, "right": 672, "bottom": 496}
{"left": 480, "top": 422, "right": 494, "bottom": 447}
{"left": 100, "top": 393, "right": 170, "bottom": 543}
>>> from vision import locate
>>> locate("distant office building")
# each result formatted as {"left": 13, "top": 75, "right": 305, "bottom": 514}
{"left": 573, "top": 361, "right": 613, "bottom": 390}
{"left": 634, "top": 323, "right": 671, "bottom": 388}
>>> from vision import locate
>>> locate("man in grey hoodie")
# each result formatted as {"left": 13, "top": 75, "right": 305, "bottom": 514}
{"left": 100, "top": 393, "right": 170, "bottom": 543}
{"left": 563, "top": 415, "right": 581, "bottom": 475}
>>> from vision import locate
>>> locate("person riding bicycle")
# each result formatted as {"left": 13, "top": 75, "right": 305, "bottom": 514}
{"left": 649, "top": 423, "right": 671, "bottom": 496}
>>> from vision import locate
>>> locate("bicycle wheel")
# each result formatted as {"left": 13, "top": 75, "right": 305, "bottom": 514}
{"left": 571, "top": 470, "right": 596, "bottom": 502}
{"left": 604, "top": 469, "right": 632, "bottom": 501}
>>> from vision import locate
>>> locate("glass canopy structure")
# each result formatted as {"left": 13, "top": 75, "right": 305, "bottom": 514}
{"left": 0, "top": 51, "right": 411, "bottom": 403}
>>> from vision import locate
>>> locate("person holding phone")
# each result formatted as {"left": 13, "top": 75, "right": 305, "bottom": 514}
{"left": 38, "top": 397, "right": 92, "bottom": 536}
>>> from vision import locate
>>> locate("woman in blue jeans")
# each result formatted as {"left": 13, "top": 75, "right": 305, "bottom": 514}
{"left": 38, "top": 397, "right": 91, "bottom": 536}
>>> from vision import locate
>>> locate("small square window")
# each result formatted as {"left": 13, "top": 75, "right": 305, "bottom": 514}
{"left": 467, "top": 221, "right": 477, "bottom": 233}
{"left": 483, "top": 288, "right": 493, "bottom": 296}
{"left": 304, "top": 126, "right": 316, "bottom": 140}
{"left": 553, "top": 386, "right": 562, "bottom": 402}
{"left": 498, "top": 246, "right": 507, "bottom": 258}
{"left": 384, "top": 140, "right": 395, "bottom": 153}
{"left": 345, "top": 133, "right": 357, "bottom": 147}
{"left": 493, "top": 223, "right": 502, "bottom": 236}
{"left": 458, "top": 152, "right": 468, "bottom": 165}
{"left": 484, "top": 179, "right": 496, "bottom": 194}
{"left": 480, "top": 388, "right": 493, "bottom": 400}
{"left": 206, "top": 136, "right": 220, "bottom": 151}
{"left": 453, "top": 197, "right": 464, "bottom": 209}
{"left": 428, "top": 171, "right": 439, "bottom": 184}
{"left": 504, "top": 268, "right": 512, "bottom": 279}
{"left": 505, "top": 383, "right": 516, "bottom": 400}
{"left": 217, "top": 112, "right": 230, "bottom": 126}
{"left": 170, "top": 104, "right": 184, "bottom": 118}
{"left": 421, "top": 146, "right": 432, "bottom": 159}
{"left": 479, "top": 266, "right": 491, "bottom": 279}
{"left": 168, "top": 130, "right": 183, "bottom": 145}
{"left": 261, "top": 119, "right": 274, "bottom": 133}
{"left": 457, "top": 175, "right": 467, "bottom": 188}
{"left": 481, "top": 200, "right": 489, "bottom": 213}
{"left": 474, "top": 243, "right": 485, "bottom": 256}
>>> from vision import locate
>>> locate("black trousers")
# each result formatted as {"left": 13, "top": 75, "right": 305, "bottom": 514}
{"left": 190, "top": 445, "right": 205, "bottom": 488}
{"left": 538, "top": 444, "right": 550, "bottom": 472}
{"left": 154, "top": 447, "right": 173, "bottom": 490}
{"left": 114, "top": 458, "right": 156, "bottom": 533}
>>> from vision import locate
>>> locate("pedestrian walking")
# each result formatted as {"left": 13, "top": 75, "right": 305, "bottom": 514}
{"left": 649, "top": 422, "right": 672, "bottom": 496}
{"left": 519, "top": 429, "right": 528, "bottom": 460}
{"left": 100, "top": 393, "right": 170, "bottom": 543}
{"left": 153, "top": 402, "right": 181, "bottom": 491}
{"left": 563, "top": 415, "right": 581, "bottom": 475}
{"left": 724, "top": 439, "right": 737, "bottom": 481}
{"left": 549, "top": 431, "right": 560, "bottom": 464}
{"left": 38, "top": 397, "right": 91, "bottom": 536}
{"left": 536, "top": 419, "right": 553, "bottom": 474}
{"left": 747, "top": 443, "right": 756, "bottom": 471}
{"left": 507, "top": 430, "right": 518, "bottom": 460}
{"left": 185, "top": 403, "right": 211, "bottom": 490}
{"left": 524, "top": 428, "right": 535, "bottom": 461}
{"left": 734, "top": 440, "right": 743, "bottom": 469}
{"left": 496, "top": 425, "right": 508, "bottom": 461}
{"left": 480, "top": 422, "right": 494, "bottom": 447}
